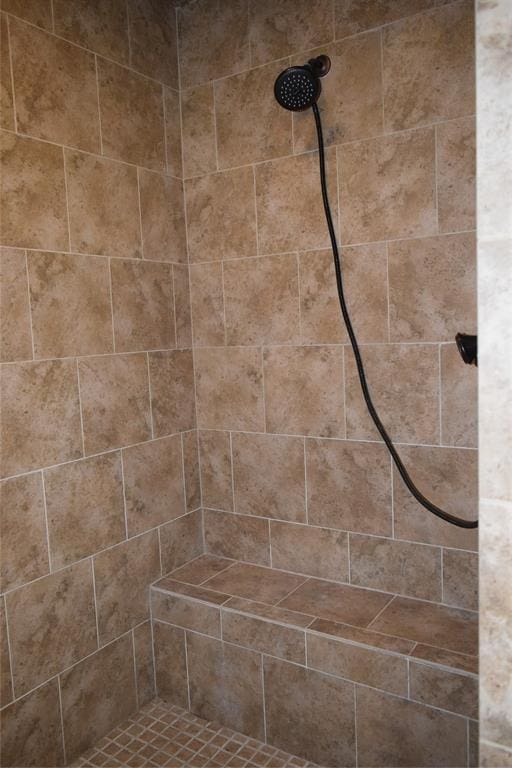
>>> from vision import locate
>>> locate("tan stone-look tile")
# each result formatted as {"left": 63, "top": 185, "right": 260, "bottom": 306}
{"left": 127, "top": 0, "right": 178, "bottom": 87}
{"left": 0, "top": 679, "right": 64, "bottom": 767}
{"left": 139, "top": 169, "right": 186, "bottom": 263}
{"left": 6, "top": 559, "right": 97, "bottom": 694}
{"left": 294, "top": 33, "right": 383, "bottom": 152}
{"left": 383, "top": 2, "right": 475, "bottom": 131}
{"left": 148, "top": 350, "right": 196, "bottom": 436}
{"left": 0, "top": 596, "right": 13, "bottom": 707}
{"left": 215, "top": 60, "right": 293, "bottom": 169}
{"left": 356, "top": 685, "right": 467, "bottom": 768}
{"left": 44, "top": 452, "right": 125, "bottom": 570}
{"left": 123, "top": 435, "right": 185, "bottom": 536}
{"left": 345, "top": 344, "right": 440, "bottom": 444}
{"left": 442, "top": 548, "right": 478, "bottom": 611}
{"left": 409, "top": 661, "right": 478, "bottom": 718}
{"left": 263, "top": 346, "right": 344, "bottom": 437}
{"left": 66, "top": 150, "right": 141, "bottom": 258}
{"left": 186, "top": 167, "right": 257, "bottom": 262}
{"left": 78, "top": 353, "right": 151, "bottom": 454}
{"left": 0, "top": 359, "right": 82, "bottom": 477}
{"left": 195, "top": 347, "right": 264, "bottom": 432}
{"left": 222, "top": 610, "right": 306, "bottom": 664}
{"left": 264, "top": 656, "right": 355, "bottom": 767}
{"left": 152, "top": 621, "right": 188, "bottom": 707}
{"left": 182, "top": 431, "right": 200, "bottom": 512}
{"left": 111, "top": 258, "right": 175, "bottom": 352}
{"left": 152, "top": 589, "right": 221, "bottom": 637}
{"left": 338, "top": 128, "right": 436, "bottom": 244}
{"left": 203, "top": 509, "right": 270, "bottom": 566}
{"left": 225, "top": 596, "right": 314, "bottom": 629}
{"left": 60, "top": 633, "right": 137, "bottom": 762}
{"left": 249, "top": 0, "right": 333, "bottom": 67}
{"left": 307, "top": 633, "right": 408, "bottom": 696}
{"left": 410, "top": 643, "right": 478, "bottom": 675}
{"left": 177, "top": 0, "right": 250, "bottom": 88}
{"left": 9, "top": 18, "right": 100, "bottom": 152}
{"left": 335, "top": 0, "right": 441, "bottom": 38}
{"left": 232, "top": 432, "right": 305, "bottom": 522}
{"left": 308, "top": 618, "right": 415, "bottom": 655}
{"left": 280, "top": 578, "right": 391, "bottom": 628}
{"left": 186, "top": 632, "right": 264, "bottom": 740}
{"left": 441, "top": 343, "right": 477, "bottom": 448}
{"left": 271, "top": 521, "right": 349, "bottom": 582}
{"left": 189, "top": 262, "right": 225, "bottom": 346}
{"left": 306, "top": 438, "right": 392, "bottom": 536}
{"left": 159, "top": 509, "right": 203, "bottom": 574}
{"left": 224, "top": 254, "right": 300, "bottom": 346}
{"left": 0, "top": 247, "right": 32, "bottom": 362}
{"left": 299, "top": 244, "right": 388, "bottom": 345}
{"left": 163, "top": 86, "right": 182, "bottom": 178}
{"left": 437, "top": 116, "right": 476, "bottom": 233}
{"left": 388, "top": 233, "right": 476, "bottom": 342}
{"left": 198, "top": 430, "right": 233, "bottom": 511}
{"left": 154, "top": 576, "right": 230, "bottom": 607}
{"left": 133, "top": 621, "right": 155, "bottom": 706}
{"left": 392, "top": 445, "right": 478, "bottom": 550}
{"left": 0, "top": 15, "right": 14, "bottom": 130}
{"left": 0, "top": 131, "right": 68, "bottom": 250}
{"left": 170, "top": 554, "right": 233, "bottom": 586}
{"left": 349, "top": 534, "right": 442, "bottom": 601}
{"left": 97, "top": 57, "right": 165, "bottom": 170}
{"left": 173, "top": 265, "right": 192, "bottom": 348}
{"left": 93, "top": 530, "right": 160, "bottom": 644}
{"left": 480, "top": 742, "right": 512, "bottom": 768}
{"left": 256, "top": 149, "right": 338, "bottom": 255}
{"left": 181, "top": 83, "right": 216, "bottom": 178}
{"left": 53, "top": 0, "right": 129, "bottom": 63}
{"left": 205, "top": 562, "right": 306, "bottom": 605}
{"left": 1, "top": 0, "right": 52, "bottom": 29}
{"left": 469, "top": 720, "right": 479, "bottom": 768}
{"left": 28, "top": 251, "right": 113, "bottom": 358}
{"left": 370, "top": 595, "right": 478, "bottom": 655}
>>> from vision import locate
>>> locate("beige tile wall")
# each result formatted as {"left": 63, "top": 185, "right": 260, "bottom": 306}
{"left": 0, "top": 2, "right": 201, "bottom": 764}
{"left": 177, "top": 0, "right": 478, "bottom": 623}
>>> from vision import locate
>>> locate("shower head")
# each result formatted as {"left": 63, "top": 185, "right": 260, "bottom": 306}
{"left": 274, "top": 55, "right": 331, "bottom": 111}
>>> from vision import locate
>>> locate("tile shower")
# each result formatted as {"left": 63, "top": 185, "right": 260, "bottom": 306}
{"left": 0, "top": 0, "right": 509, "bottom": 767}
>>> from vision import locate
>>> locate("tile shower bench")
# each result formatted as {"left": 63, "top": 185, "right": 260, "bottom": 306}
{"left": 150, "top": 555, "right": 478, "bottom": 768}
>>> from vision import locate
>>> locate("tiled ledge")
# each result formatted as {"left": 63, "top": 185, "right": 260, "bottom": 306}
{"left": 150, "top": 554, "right": 478, "bottom": 718}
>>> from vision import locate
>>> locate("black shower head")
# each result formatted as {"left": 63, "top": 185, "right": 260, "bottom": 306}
{"left": 274, "top": 55, "right": 331, "bottom": 111}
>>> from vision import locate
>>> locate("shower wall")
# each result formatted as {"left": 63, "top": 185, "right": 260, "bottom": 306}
{"left": 179, "top": 0, "right": 478, "bottom": 616}
{"left": 0, "top": 2, "right": 197, "bottom": 764}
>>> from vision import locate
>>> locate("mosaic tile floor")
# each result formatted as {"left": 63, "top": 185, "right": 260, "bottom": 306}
{"left": 73, "top": 698, "right": 316, "bottom": 767}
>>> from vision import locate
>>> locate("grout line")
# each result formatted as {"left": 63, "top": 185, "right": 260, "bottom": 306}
{"left": 211, "top": 79, "right": 220, "bottom": 173}
{"left": 296, "top": 252, "right": 303, "bottom": 343}
{"left": 438, "top": 343, "right": 444, "bottom": 444}
{"left": 149, "top": 596, "right": 159, "bottom": 698}
{"left": 136, "top": 167, "right": 144, "bottom": 258}
{"left": 94, "top": 54, "right": 103, "bottom": 155}
{"left": 434, "top": 123, "right": 440, "bottom": 233}
{"left": 157, "top": 526, "right": 163, "bottom": 578}
{"left": 366, "top": 595, "right": 396, "bottom": 629}
{"left": 119, "top": 449, "right": 130, "bottom": 539}
{"left": 171, "top": 264, "right": 178, "bottom": 347}
{"left": 353, "top": 684, "right": 359, "bottom": 768}
{"left": 342, "top": 345, "right": 348, "bottom": 438}
{"left": 260, "top": 653, "right": 267, "bottom": 743}
{"left": 107, "top": 258, "right": 117, "bottom": 352}
{"left": 347, "top": 531, "right": 352, "bottom": 584}
{"left": 252, "top": 165, "right": 260, "bottom": 256}
{"left": 5, "top": 15, "right": 18, "bottom": 134}
{"left": 57, "top": 676, "right": 67, "bottom": 765}
{"left": 303, "top": 437, "right": 309, "bottom": 525}
{"left": 75, "top": 359, "right": 86, "bottom": 458}
{"left": 3, "top": 597, "right": 16, "bottom": 701}
{"left": 90, "top": 557, "right": 101, "bottom": 649}
{"left": 441, "top": 547, "right": 445, "bottom": 604}
{"left": 228, "top": 431, "right": 236, "bottom": 513}
{"left": 379, "top": 29, "right": 386, "bottom": 133}
{"left": 407, "top": 658, "right": 411, "bottom": 698}
{"left": 161, "top": 83, "right": 169, "bottom": 176}
{"left": 146, "top": 352, "right": 155, "bottom": 440}
{"left": 40, "top": 471, "right": 53, "bottom": 573}
{"left": 61, "top": 147, "right": 72, "bottom": 252}
{"left": 179, "top": 432, "right": 188, "bottom": 515}
{"left": 220, "top": 260, "right": 228, "bottom": 345}
{"left": 183, "top": 632, "right": 192, "bottom": 711}
{"left": 260, "top": 346, "right": 267, "bottom": 432}
{"left": 268, "top": 518, "right": 273, "bottom": 568}
{"left": 385, "top": 242, "right": 391, "bottom": 342}
{"left": 131, "top": 629, "right": 139, "bottom": 710}
{"left": 23, "top": 251, "right": 36, "bottom": 360}
{"left": 390, "top": 454, "right": 395, "bottom": 538}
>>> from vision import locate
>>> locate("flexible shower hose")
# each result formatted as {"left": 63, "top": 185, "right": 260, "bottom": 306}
{"left": 311, "top": 102, "right": 478, "bottom": 529}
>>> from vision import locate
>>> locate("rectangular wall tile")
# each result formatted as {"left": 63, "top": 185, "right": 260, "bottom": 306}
{"left": 148, "top": 350, "right": 196, "bottom": 436}
{"left": 271, "top": 521, "right": 348, "bottom": 582}
{"left": 233, "top": 432, "right": 305, "bottom": 522}
{"left": 437, "top": 116, "right": 476, "bottom": 233}
{"left": 53, "top": 0, "right": 129, "bottom": 64}
{"left": 264, "top": 346, "right": 344, "bottom": 437}
{"left": 152, "top": 590, "right": 221, "bottom": 637}
{"left": 27, "top": 251, "right": 113, "bottom": 358}
{"left": 441, "top": 342, "right": 478, "bottom": 448}
{"left": 6, "top": 559, "right": 97, "bottom": 694}
{"left": 78, "top": 353, "right": 151, "bottom": 455}
{"left": 306, "top": 438, "right": 392, "bottom": 536}
{"left": 0, "top": 596, "right": 13, "bottom": 707}
{"left": 198, "top": 430, "right": 233, "bottom": 511}
{"left": 93, "top": 530, "right": 160, "bottom": 644}
{"left": 0, "top": 16, "right": 14, "bottom": 131}
{"left": 264, "top": 656, "right": 355, "bottom": 767}
{"left": 123, "top": 435, "right": 185, "bottom": 536}
{"left": 127, "top": 0, "right": 178, "bottom": 87}
{"left": 1, "top": 132, "right": 68, "bottom": 251}
{"left": 0, "top": 247, "right": 32, "bottom": 362}
{"left": 163, "top": 86, "right": 182, "bottom": 178}
{"left": 139, "top": 170, "right": 186, "bottom": 263}
{"left": 203, "top": 509, "right": 270, "bottom": 566}
{"left": 60, "top": 633, "right": 137, "bottom": 761}
{"left": 10, "top": 18, "right": 100, "bottom": 152}
{"left": 0, "top": 359, "right": 82, "bottom": 477}
{"left": 443, "top": 548, "right": 478, "bottom": 611}
{"left": 44, "top": 452, "right": 125, "bottom": 570}
{"left": 159, "top": 509, "right": 203, "bottom": 574}
{"left": 1, "top": 0, "right": 52, "bottom": 29}
{"left": 173, "top": 265, "right": 192, "bottom": 348}
{"left": 181, "top": 83, "right": 216, "bottom": 178}
{"left": 338, "top": 128, "right": 436, "bottom": 243}
{"left": 189, "top": 262, "right": 225, "bottom": 346}
{"left": 307, "top": 632, "right": 408, "bottom": 696}
{"left": 195, "top": 347, "right": 264, "bottom": 432}
{"left": 410, "top": 661, "right": 478, "bottom": 718}
{"left": 152, "top": 620, "right": 188, "bottom": 707}
{"left": 222, "top": 609, "right": 305, "bottom": 664}
{"left": 0, "top": 473, "right": 49, "bottom": 592}
{"left": 349, "top": 534, "right": 442, "bottom": 601}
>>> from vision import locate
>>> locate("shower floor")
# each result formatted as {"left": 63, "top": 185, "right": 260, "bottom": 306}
{"left": 72, "top": 698, "right": 316, "bottom": 767}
